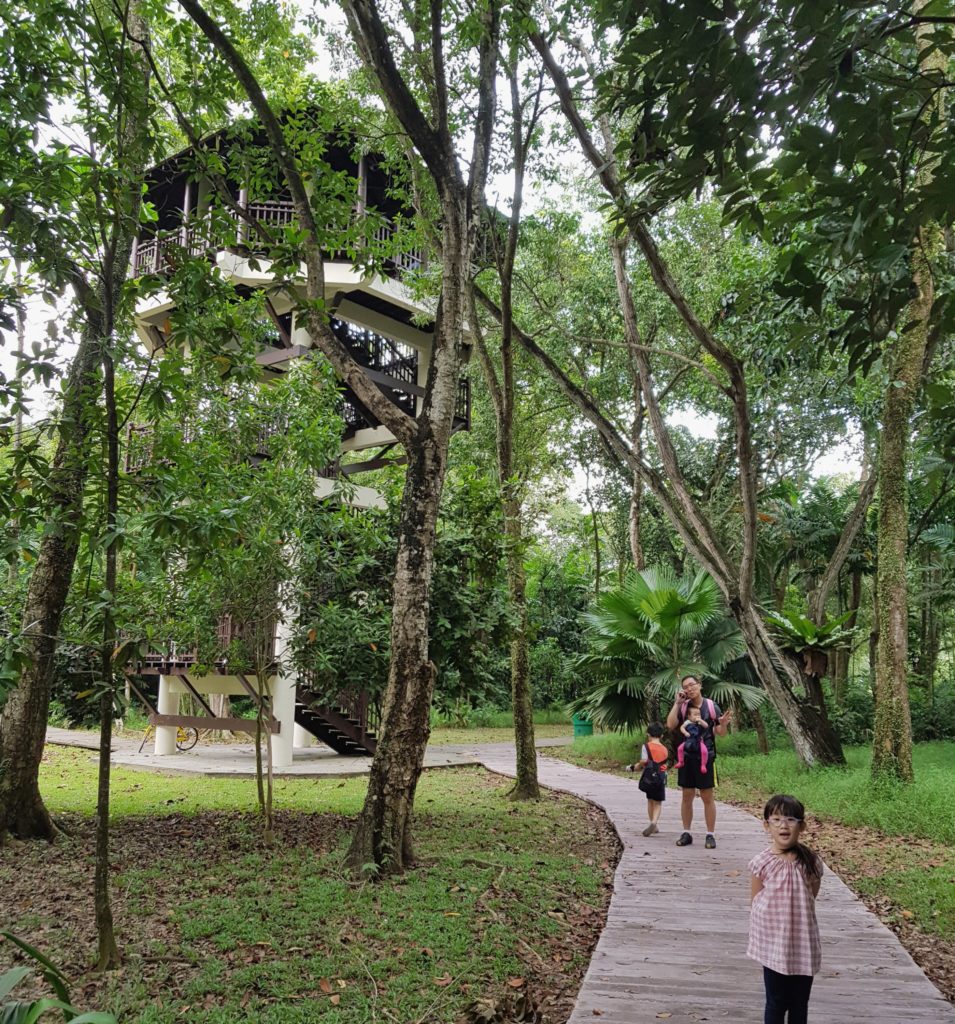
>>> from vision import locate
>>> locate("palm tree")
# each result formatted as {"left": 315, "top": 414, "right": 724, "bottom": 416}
{"left": 570, "top": 566, "right": 764, "bottom": 732}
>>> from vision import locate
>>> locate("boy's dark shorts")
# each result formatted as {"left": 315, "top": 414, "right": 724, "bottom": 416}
{"left": 643, "top": 780, "right": 666, "bottom": 802}
{"left": 677, "top": 761, "right": 715, "bottom": 791}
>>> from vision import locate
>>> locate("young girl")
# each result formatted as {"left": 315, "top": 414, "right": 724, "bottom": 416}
{"left": 747, "top": 794, "right": 823, "bottom": 1024}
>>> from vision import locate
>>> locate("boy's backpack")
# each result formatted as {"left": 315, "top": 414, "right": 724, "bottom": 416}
{"left": 638, "top": 745, "right": 665, "bottom": 793}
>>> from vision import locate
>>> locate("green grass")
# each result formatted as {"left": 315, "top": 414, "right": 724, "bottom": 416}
{"left": 716, "top": 741, "right": 955, "bottom": 846}
{"left": 5, "top": 746, "right": 614, "bottom": 1022}
{"left": 853, "top": 862, "right": 955, "bottom": 937}
{"left": 428, "top": 723, "right": 572, "bottom": 745}
{"left": 551, "top": 731, "right": 642, "bottom": 767}
{"left": 40, "top": 745, "right": 370, "bottom": 819}
{"left": 551, "top": 732, "right": 955, "bottom": 845}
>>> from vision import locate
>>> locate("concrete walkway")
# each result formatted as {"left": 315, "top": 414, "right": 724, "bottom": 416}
{"left": 44, "top": 726, "right": 570, "bottom": 776}
{"left": 45, "top": 728, "right": 954, "bottom": 1021}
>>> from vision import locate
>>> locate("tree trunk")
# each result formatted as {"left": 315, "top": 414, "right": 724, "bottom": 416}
{"left": 504, "top": 494, "right": 538, "bottom": 800}
{"left": 733, "top": 602, "right": 845, "bottom": 766}
{"left": 916, "top": 551, "right": 940, "bottom": 698}
{"left": 0, "top": 0, "right": 149, "bottom": 840}
{"left": 751, "top": 707, "right": 769, "bottom": 755}
{"left": 94, "top": 689, "right": 120, "bottom": 970}
{"left": 345, "top": 436, "right": 448, "bottom": 875}
{"left": 628, "top": 381, "right": 645, "bottom": 570}
{"left": 94, "top": 323, "right": 121, "bottom": 971}
{"left": 586, "top": 483, "right": 601, "bottom": 600}
{"left": 872, "top": 4, "right": 946, "bottom": 784}
{"left": 833, "top": 569, "right": 863, "bottom": 706}
{"left": 0, "top": 317, "right": 103, "bottom": 839}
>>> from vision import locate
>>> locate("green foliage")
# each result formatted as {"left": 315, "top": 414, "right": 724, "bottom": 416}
{"left": 570, "top": 566, "right": 760, "bottom": 731}
{"left": 765, "top": 608, "right": 856, "bottom": 652}
{"left": 525, "top": 545, "right": 591, "bottom": 707}
{"left": 0, "top": 932, "right": 116, "bottom": 1023}
{"left": 598, "top": 1, "right": 955, "bottom": 369}
{"left": 291, "top": 468, "right": 513, "bottom": 711}
{"left": 429, "top": 469, "right": 511, "bottom": 713}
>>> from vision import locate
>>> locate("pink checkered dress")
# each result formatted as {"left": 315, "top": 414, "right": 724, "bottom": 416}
{"left": 747, "top": 847, "right": 822, "bottom": 976}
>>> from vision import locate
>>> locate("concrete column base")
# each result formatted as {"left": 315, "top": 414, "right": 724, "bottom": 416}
{"left": 155, "top": 676, "right": 179, "bottom": 755}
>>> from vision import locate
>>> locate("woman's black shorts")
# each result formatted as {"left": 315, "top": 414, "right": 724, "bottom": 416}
{"left": 677, "top": 760, "right": 716, "bottom": 791}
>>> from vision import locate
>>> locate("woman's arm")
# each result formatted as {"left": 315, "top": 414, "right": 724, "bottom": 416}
{"left": 665, "top": 695, "right": 683, "bottom": 731}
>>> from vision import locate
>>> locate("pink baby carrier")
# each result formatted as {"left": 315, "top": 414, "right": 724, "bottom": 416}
{"left": 676, "top": 698, "right": 718, "bottom": 772}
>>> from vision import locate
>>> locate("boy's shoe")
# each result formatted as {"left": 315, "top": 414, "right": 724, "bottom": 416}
{"left": 642, "top": 823, "right": 659, "bottom": 837}
{"left": 705, "top": 834, "right": 717, "bottom": 849}
{"left": 675, "top": 831, "right": 693, "bottom": 846}
{"left": 625, "top": 764, "right": 635, "bottom": 772}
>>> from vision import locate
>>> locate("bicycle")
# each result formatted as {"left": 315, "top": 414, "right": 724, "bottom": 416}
{"left": 138, "top": 723, "right": 200, "bottom": 753}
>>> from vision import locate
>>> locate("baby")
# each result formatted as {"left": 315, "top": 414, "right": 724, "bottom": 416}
{"left": 675, "top": 705, "right": 709, "bottom": 773}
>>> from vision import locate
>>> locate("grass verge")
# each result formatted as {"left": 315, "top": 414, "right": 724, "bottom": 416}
{"left": 428, "top": 724, "right": 572, "bottom": 746}
{"left": 1, "top": 746, "right": 618, "bottom": 1023}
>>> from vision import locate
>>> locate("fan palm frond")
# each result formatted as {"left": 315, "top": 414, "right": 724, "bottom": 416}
{"left": 706, "top": 680, "right": 765, "bottom": 711}
{"left": 572, "top": 565, "right": 764, "bottom": 732}
{"left": 698, "top": 617, "right": 749, "bottom": 671}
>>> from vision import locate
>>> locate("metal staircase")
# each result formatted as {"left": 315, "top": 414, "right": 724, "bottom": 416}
{"left": 293, "top": 684, "right": 378, "bottom": 756}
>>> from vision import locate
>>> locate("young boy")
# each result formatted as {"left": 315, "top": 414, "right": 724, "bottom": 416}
{"left": 626, "top": 721, "right": 669, "bottom": 837}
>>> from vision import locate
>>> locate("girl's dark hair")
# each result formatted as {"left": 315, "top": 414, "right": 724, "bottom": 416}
{"left": 763, "top": 794, "right": 821, "bottom": 879}
{"left": 647, "top": 721, "right": 664, "bottom": 737}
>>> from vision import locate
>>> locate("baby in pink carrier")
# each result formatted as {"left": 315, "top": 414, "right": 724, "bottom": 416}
{"left": 676, "top": 705, "right": 709, "bottom": 773}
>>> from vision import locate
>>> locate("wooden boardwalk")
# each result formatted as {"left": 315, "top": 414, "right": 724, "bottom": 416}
{"left": 477, "top": 751, "right": 955, "bottom": 1024}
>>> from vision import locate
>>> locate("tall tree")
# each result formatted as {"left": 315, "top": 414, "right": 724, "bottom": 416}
{"left": 0, "top": 0, "right": 152, "bottom": 840}
{"left": 475, "top": 41, "right": 846, "bottom": 764}
{"left": 468, "top": 54, "right": 546, "bottom": 800}
{"left": 178, "top": 0, "right": 500, "bottom": 873}
{"left": 592, "top": 0, "right": 955, "bottom": 779}
{"left": 872, "top": 7, "right": 949, "bottom": 781}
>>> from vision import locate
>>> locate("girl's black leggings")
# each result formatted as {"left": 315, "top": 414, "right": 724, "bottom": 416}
{"left": 763, "top": 967, "right": 813, "bottom": 1024}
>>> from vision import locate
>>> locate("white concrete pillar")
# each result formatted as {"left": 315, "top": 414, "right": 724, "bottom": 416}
{"left": 155, "top": 675, "right": 179, "bottom": 755}
{"left": 271, "top": 673, "right": 295, "bottom": 767}
{"left": 293, "top": 723, "right": 317, "bottom": 748}
{"left": 270, "top": 614, "right": 296, "bottom": 768}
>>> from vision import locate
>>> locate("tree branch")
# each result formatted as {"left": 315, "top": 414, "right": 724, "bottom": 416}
{"left": 178, "top": 0, "right": 416, "bottom": 446}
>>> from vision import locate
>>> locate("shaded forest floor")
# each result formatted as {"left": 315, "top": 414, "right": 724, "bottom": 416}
{"left": 1, "top": 749, "right": 619, "bottom": 1023}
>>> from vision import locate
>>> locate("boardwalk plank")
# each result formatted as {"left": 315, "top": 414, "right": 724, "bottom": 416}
{"left": 475, "top": 751, "right": 955, "bottom": 1024}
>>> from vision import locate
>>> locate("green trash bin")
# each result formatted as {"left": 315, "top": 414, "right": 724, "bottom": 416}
{"left": 572, "top": 714, "right": 593, "bottom": 738}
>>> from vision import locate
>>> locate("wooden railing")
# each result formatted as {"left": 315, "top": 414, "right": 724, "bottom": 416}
{"left": 297, "top": 675, "right": 381, "bottom": 740}
{"left": 132, "top": 231, "right": 210, "bottom": 276}
{"left": 133, "top": 205, "right": 425, "bottom": 280}
{"left": 125, "top": 413, "right": 286, "bottom": 474}
{"left": 330, "top": 318, "right": 418, "bottom": 386}
{"left": 454, "top": 378, "right": 471, "bottom": 428}
{"left": 131, "top": 615, "right": 278, "bottom": 675}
